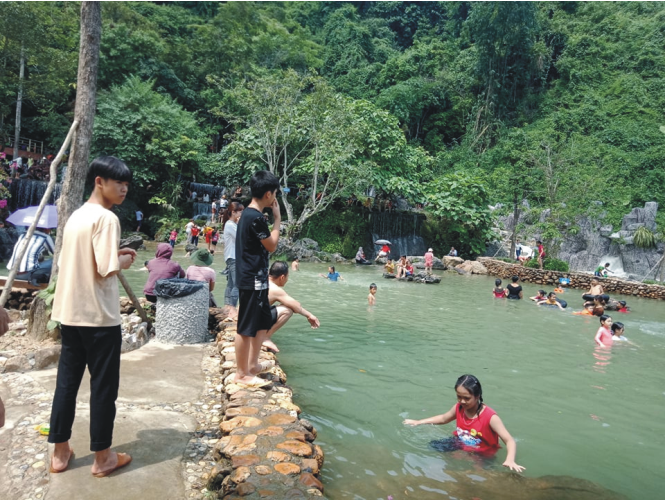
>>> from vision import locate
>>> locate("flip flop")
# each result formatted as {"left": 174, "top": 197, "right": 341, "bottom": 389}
{"left": 234, "top": 376, "right": 272, "bottom": 389}
{"left": 49, "top": 449, "right": 74, "bottom": 473}
{"left": 92, "top": 452, "right": 132, "bottom": 478}
{"left": 256, "top": 360, "right": 275, "bottom": 374}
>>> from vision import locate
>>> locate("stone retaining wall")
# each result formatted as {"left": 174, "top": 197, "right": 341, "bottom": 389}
{"left": 207, "top": 325, "right": 326, "bottom": 499}
{"left": 478, "top": 257, "right": 665, "bottom": 300}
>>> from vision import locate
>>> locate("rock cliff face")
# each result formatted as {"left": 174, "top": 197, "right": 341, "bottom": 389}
{"left": 489, "top": 202, "right": 664, "bottom": 281}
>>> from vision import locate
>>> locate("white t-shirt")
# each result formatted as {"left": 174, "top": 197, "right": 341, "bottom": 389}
{"left": 223, "top": 221, "right": 237, "bottom": 261}
{"left": 220, "top": 198, "right": 228, "bottom": 209}
{"left": 185, "top": 221, "right": 194, "bottom": 234}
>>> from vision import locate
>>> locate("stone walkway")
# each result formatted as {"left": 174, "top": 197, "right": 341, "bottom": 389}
{"left": 0, "top": 342, "right": 224, "bottom": 500}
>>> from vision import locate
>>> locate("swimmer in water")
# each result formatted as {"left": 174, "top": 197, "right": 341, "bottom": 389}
{"left": 616, "top": 301, "right": 630, "bottom": 313}
{"left": 403, "top": 374, "right": 525, "bottom": 472}
{"left": 537, "top": 292, "right": 565, "bottom": 310}
{"left": 594, "top": 315, "right": 613, "bottom": 347}
{"left": 530, "top": 290, "right": 547, "bottom": 302}
{"left": 573, "top": 304, "right": 595, "bottom": 316}
{"left": 368, "top": 283, "right": 377, "bottom": 305}
{"left": 611, "top": 322, "right": 627, "bottom": 341}
{"left": 492, "top": 279, "right": 506, "bottom": 298}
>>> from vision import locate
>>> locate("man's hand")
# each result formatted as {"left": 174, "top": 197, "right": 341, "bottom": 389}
{"left": 0, "top": 306, "right": 9, "bottom": 336}
{"left": 270, "top": 198, "right": 281, "bottom": 221}
{"left": 307, "top": 314, "right": 320, "bottom": 329}
{"left": 118, "top": 248, "right": 136, "bottom": 270}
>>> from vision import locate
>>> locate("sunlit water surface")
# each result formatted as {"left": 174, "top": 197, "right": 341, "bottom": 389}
{"left": 125, "top": 252, "right": 665, "bottom": 500}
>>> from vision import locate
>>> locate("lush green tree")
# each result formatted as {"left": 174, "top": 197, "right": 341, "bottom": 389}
{"left": 92, "top": 76, "right": 210, "bottom": 188}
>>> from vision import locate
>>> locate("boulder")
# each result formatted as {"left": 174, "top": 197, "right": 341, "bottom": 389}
{"left": 442, "top": 256, "right": 464, "bottom": 268}
{"left": 456, "top": 260, "right": 488, "bottom": 275}
{"left": 119, "top": 234, "right": 144, "bottom": 250}
{"left": 409, "top": 256, "right": 446, "bottom": 270}
{"left": 34, "top": 345, "right": 62, "bottom": 369}
{"left": 2, "top": 354, "right": 31, "bottom": 372}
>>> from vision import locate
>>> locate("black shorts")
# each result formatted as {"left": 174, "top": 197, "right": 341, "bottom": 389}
{"left": 237, "top": 288, "right": 273, "bottom": 337}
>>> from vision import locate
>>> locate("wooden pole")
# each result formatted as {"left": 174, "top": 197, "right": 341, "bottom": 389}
{"left": 117, "top": 271, "right": 151, "bottom": 327}
{"left": 0, "top": 120, "right": 78, "bottom": 308}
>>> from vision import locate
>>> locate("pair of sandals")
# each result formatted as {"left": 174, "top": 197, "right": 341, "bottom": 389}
{"left": 50, "top": 449, "right": 132, "bottom": 477}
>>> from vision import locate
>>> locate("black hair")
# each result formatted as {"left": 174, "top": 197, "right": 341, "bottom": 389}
{"left": 547, "top": 292, "right": 556, "bottom": 298}
{"left": 293, "top": 257, "right": 299, "bottom": 261}
{"left": 86, "top": 156, "right": 132, "bottom": 185}
{"left": 495, "top": 278, "right": 502, "bottom": 286}
{"left": 604, "top": 262, "right": 610, "bottom": 267}
{"left": 455, "top": 374, "right": 484, "bottom": 417}
{"left": 600, "top": 294, "right": 610, "bottom": 303}
{"left": 269, "top": 261, "right": 289, "bottom": 278}
{"left": 144, "top": 260, "right": 149, "bottom": 266}
{"left": 618, "top": 301, "right": 626, "bottom": 307}
{"left": 536, "top": 240, "right": 542, "bottom": 244}
{"left": 611, "top": 322, "right": 624, "bottom": 333}
{"left": 511, "top": 275, "right": 519, "bottom": 282}
{"left": 250, "top": 170, "right": 279, "bottom": 199}
{"left": 222, "top": 201, "right": 244, "bottom": 228}
{"left": 538, "top": 289, "right": 546, "bottom": 296}
{"left": 599, "top": 314, "right": 611, "bottom": 324}
{"left": 369, "top": 283, "right": 377, "bottom": 289}
{"left": 330, "top": 266, "right": 335, "bottom": 272}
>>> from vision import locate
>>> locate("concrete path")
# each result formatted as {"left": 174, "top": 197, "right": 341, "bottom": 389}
{"left": 1, "top": 342, "right": 208, "bottom": 500}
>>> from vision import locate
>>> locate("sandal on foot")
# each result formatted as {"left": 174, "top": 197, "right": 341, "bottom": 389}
{"left": 49, "top": 449, "right": 74, "bottom": 473}
{"left": 256, "top": 360, "right": 275, "bottom": 374}
{"left": 234, "top": 376, "right": 272, "bottom": 389}
{"left": 92, "top": 452, "right": 132, "bottom": 478}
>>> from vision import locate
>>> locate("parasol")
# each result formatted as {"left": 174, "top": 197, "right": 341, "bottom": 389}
{"left": 6, "top": 205, "right": 58, "bottom": 228}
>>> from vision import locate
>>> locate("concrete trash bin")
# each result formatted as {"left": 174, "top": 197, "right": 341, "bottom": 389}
{"left": 154, "top": 278, "right": 209, "bottom": 344}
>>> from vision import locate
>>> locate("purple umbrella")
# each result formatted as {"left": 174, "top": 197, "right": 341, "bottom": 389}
{"left": 7, "top": 205, "right": 58, "bottom": 228}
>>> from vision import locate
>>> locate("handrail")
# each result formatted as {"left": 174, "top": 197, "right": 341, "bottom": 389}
{"left": 5, "top": 136, "right": 45, "bottom": 155}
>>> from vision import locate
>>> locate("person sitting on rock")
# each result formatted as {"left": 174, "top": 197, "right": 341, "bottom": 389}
{"left": 395, "top": 255, "right": 408, "bottom": 278}
{"left": 143, "top": 243, "right": 185, "bottom": 303}
{"left": 384, "top": 258, "right": 395, "bottom": 274}
{"left": 448, "top": 246, "right": 458, "bottom": 257}
{"left": 355, "top": 247, "right": 370, "bottom": 264}
{"left": 6, "top": 227, "right": 55, "bottom": 285}
{"left": 582, "top": 279, "right": 604, "bottom": 301}
{"left": 262, "top": 261, "right": 320, "bottom": 353}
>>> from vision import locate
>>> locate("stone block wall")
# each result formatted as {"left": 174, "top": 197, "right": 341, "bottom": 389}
{"left": 477, "top": 257, "right": 665, "bottom": 300}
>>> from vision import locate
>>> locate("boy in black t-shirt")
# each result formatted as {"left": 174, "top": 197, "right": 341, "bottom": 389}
{"left": 233, "top": 170, "right": 281, "bottom": 387}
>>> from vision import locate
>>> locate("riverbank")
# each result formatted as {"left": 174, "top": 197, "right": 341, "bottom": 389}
{"left": 478, "top": 257, "right": 665, "bottom": 299}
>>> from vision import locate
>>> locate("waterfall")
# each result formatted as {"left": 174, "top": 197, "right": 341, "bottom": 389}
{"left": 369, "top": 212, "right": 426, "bottom": 259}
{"left": 8, "top": 179, "right": 62, "bottom": 210}
{"left": 190, "top": 182, "right": 226, "bottom": 218}
{"left": 596, "top": 255, "right": 627, "bottom": 278}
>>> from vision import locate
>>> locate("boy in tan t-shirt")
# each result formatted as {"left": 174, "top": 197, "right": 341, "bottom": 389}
{"left": 48, "top": 157, "right": 136, "bottom": 478}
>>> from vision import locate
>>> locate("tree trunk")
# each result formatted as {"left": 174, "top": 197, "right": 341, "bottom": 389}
{"left": 52, "top": 1, "right": 102, "bottom": 272}
{"left": 12, "top": 44, "right": 24, "bottom": 162}
{"left": 509, "top": 190, "right": 520, "bottom": 260}
{"left": 29, "top": 2, "right": 102, "bottom": 341}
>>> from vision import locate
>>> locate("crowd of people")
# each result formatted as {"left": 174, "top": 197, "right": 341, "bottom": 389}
{"left": 1, "top": 152, "right": 55, "bottom": 181}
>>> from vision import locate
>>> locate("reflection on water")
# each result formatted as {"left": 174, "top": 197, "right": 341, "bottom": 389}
{"left": 122, "top": 254, "right": 663, "bottom": 500}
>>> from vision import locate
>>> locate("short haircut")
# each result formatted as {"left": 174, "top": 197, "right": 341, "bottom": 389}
{"left": 250, "top": 170, "right": 279, "bottom": 199}
{"left": 86, "top": 156, "right": 132, "bottom": 185}
{"left": 330, "top": 266, "right": 335, "bottom": 272}
{"left": 611, "top": 322, "right": 624, "bottom": 333}
{"left": 369, "top": 283, "right": 377, "bottom": 289}
{"left": 511, "top": 275, "right": 519, "bottom": 282}
{"left": 269, "top": 261, "right": 289, "bottom": 278}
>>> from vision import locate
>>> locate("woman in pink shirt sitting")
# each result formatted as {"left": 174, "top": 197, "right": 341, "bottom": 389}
{"left": 186, "top": 248, "right": 216, "bottom": 306}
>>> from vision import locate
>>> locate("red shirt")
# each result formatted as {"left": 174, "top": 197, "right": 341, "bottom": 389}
{"left": 453, "top": 404, "right": 499, "bottom": 455}
{"left": 538, "top": 244, "right": 545, "bottom": 258}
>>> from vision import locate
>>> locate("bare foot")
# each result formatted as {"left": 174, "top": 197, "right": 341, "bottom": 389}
{"left": 51, "top": 443, "right": 74, "bottom": 472}
{"left": 262, "top": 340, "right": 279, "bottom": 353}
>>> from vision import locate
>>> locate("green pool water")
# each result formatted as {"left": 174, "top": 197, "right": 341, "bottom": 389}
{"left": 124, "top": 252, "right": 665, "bottom": 500}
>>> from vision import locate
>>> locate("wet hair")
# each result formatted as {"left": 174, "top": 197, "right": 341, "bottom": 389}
{"left": 86, "top": 156, "right": 132, "bottom": 185}
{"left": 250, "top": 170, "right": 279, "bottom": 199}
{"left": 369, "top": 283, "right": 377, "bottom": 289}
{"left": 605, "top": 262, "right": 610, "bottom": 267}
{"left": 511, "top": 275, "right": 519, "bottom": 283}
{"left": 329, "top": 266, "right": 335, "bottom": 272}
{"left": 611, "top": 322, "right": 624, "bottom": 334}
{"left": 547, "top": 292, "right": 556, "bottom": 298}
{"left": 455, "top": 374, "right": 484, "bottom": 417}
{"left": 222, "top": 201, "right": 244, "bottom": 228}
{"left": 538, "top": 289, "right": 546, "bottom": 296}
{"left": 293, "top": 257, "right": 299, "bottom": 261}
{"left": 599, "top": 314, "right": 611, "bottom": 325}
{"left": 143, "top": 260, "right": 149, "bottom": 266}
{"left": 592, "top": 306, "right": 605, "bottom": 316}
{"left": 495, "top": 278, "right": 502, "bottom": 286}
{"left": 618, "top": 301, "right": 626, "bottom": 307}
{"left": 269, "top": 261, "right": 289, "bottom": 278}
{"left": 600, "top": 294, "right": 610, "bottom": 303}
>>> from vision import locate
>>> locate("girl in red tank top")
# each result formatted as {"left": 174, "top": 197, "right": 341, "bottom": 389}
{"left": 403, "top": 374, "right": 525, "bottom": 472}
{"left": 492, "top": 278, "right": 506, "bottom": 298}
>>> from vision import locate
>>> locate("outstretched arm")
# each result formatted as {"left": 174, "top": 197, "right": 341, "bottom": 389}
{"left": 489, "top": 414, "right": 525, "bottom": 473}
{"left": 272, "top": 287, "right": 320, "bottom": 328}
{"left": 403, "top": 404, "right": 457, "bottom": 426}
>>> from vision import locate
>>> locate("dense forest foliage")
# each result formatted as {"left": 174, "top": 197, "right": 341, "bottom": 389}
{"left": 1, "top": 1, "right": 663, "bottom": 256}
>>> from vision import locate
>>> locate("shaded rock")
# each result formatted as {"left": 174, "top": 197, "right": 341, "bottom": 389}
{"left": 119, "top": 234, "right": 143, "bottom": 250}
{"left": 301, "top": 459, "right": 319, "bottom": 475}
{"left": 456, "top": 260, "right": 488, "bottom": 275}
{"left": 299, "top": 473, "right": 324, "bottom": 492}
{"left": 442, "top": 256, "right": 464, "bottom": 268}
{"left": 34, "top": 345, "right": 61, "bottom": 369}
{"left": 2, "top": 354, "right": 31, "bottom": 372}
{"left": 230, "top": 466, "right": 251, "bottom": 484}
{"left": 235, "top": 483, "right": 256, "bottom": 496}
{"left": 255, "top": 465, "right": 272, "bottom": 475}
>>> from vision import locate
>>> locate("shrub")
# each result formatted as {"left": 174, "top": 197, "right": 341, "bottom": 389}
{"left": 525, "top": 257, "right": 569, "bottom": 272}
{"left": 633, "top": 226, "right": 657, "bottom": 248}
{"left": 642, "top": 279, "right": 664, "bottom": 285}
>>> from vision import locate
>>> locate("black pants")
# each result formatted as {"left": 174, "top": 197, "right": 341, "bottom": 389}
{"left": 48, "top": 324, "right": 122, "bottom": 451}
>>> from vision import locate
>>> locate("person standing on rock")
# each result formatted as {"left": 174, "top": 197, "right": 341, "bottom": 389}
{"left": 262, "top": 261, "right": 320, "bottom": 353}
{"left": 424, "top": 248, "right": 434, "bottom": 275}
{"left": 48, "top": 156, "right": 136, "bottom": 477}
{"left": 537, "top": 240, "right": 545, "bottom": 270}
{"left": 222, "top": 201, "right": 244, "bottom": 321}
{"left": 233, "top": 170, "right": 280, "bottom": 388}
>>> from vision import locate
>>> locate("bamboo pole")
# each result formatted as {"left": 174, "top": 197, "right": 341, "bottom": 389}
{"left": 639, "top": 255, "right": 664, "bottom": 283}
{"left": 117, "top": 271, "right": 151, "bottom": 327}
{"left": 0, "top": 120, "right": 78, "bottom": 308}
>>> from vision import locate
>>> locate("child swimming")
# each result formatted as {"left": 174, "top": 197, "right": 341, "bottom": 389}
{"left": 537, "top": 292, "right": 565, "bottom": 310}
{"left": 572, "top": 304, "right": 595, "bottom": 316}
{"left": 530, "top": 290, "right": 547, "bottom": 302}
{"left": 611, "top": 322, "right": 627, "bottom": 341}
{"left": 403, "top": 374, "right": 525, "bottom": 472}
{"left": 368, "top": 283, "right": 377, "bottom": 305}
{"left": 492, "top": 279, "right": 506, "bottom": 298}
{"left": 594, "top": 314, "right": 613, "bottom": 347}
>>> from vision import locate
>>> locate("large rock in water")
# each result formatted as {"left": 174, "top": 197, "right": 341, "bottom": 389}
{"left": 456, "top": 260, "right": 488, "bottom": 275}
{"left": 408, "top": 256, "right": 446, "bottom": 270}
{"left": 442, "top": 256, "right": 464, "bottom": 268}
{"left": 120, "top": 234, "right": 144, "bottom": 250}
